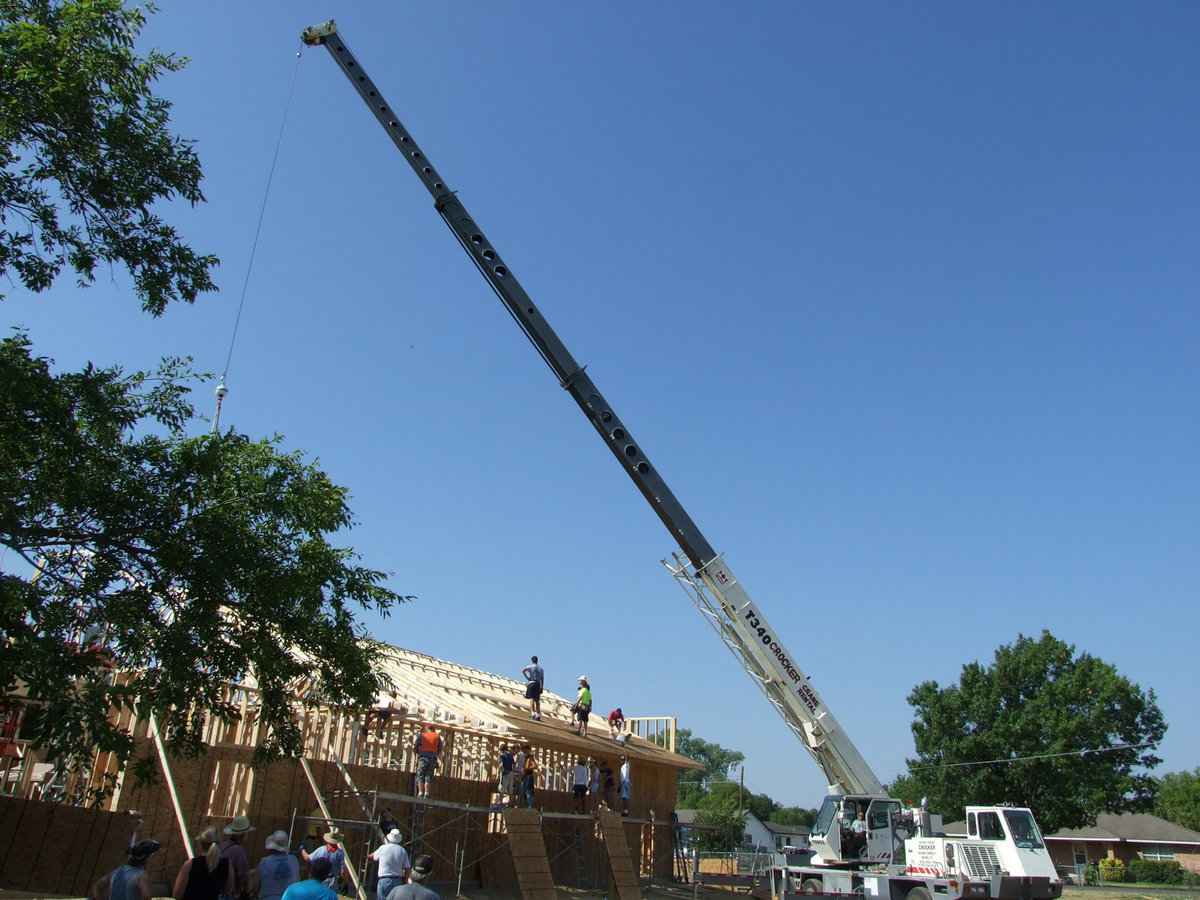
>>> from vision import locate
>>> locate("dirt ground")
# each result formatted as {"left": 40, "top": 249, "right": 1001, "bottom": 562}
{"left": 6, "top": 880, "right": 1197, "bottom": 900}
{"left": 445, "top": 882, "right": 1200, "bottom": 900}
{"left": 452, "top": 885, "right": 735, "bottom": 899}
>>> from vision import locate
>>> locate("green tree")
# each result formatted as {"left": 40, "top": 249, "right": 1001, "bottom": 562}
{"left": 1, "top": 334, "right": 407, "bottom": 786}
{"left": 692, "top": 804, "right": 744, "bottom": 852}
{"left": 895, "top": 631, "right": 1165, "bottom": 833}
{"left": 1154, "top": 768, "right": 1200, "bottom": 832}
{"left": 695, "top": 780, "right": 777, "bottom": 823}
{"left": 670, "top": 727, "right": 745, "bottom": 806}
{"left": 0, "top": 1, "right": 409, "bottom": 791}
{"left": 0, "top": 0, "right": 217, "bottom": 312}
{"left": 771, "top": 806, "right": 818, "bottom": 828}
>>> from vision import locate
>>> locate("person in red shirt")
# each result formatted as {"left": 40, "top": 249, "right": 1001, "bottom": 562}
{"left": 606, "top": 708, "right": 625, "bottom": 739}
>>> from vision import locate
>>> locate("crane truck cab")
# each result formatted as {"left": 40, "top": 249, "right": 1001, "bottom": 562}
{"left": 800, "top": 799, "right": 1061, "bottom": 900}
{"left": 810, "top": 794, "right": 905, "bottom": 865}
{"left": 901, "top": 806, "right": 1062, "bottom": 899}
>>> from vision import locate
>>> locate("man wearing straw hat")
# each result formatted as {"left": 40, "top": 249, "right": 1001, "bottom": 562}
{"left": 220, "top": 815, "right": 255, "bottom": 899}
{"left": 303, "top": 828, "right": 350, "bottom": 894}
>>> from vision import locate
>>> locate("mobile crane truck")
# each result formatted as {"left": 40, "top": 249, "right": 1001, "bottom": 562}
{"left": 301, "top": 20, "right": 1064, "bottom": 900}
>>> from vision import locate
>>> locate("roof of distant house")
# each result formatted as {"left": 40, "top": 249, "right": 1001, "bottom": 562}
{"left": 1049, "top": 812, "right": 1200, "bottom": 845}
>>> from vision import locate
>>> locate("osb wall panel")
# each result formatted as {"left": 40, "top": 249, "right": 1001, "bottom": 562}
{"left": 0, "top": 797, "right": 137, "bottom": 896}
{"left": 110, "top": 734, "right": 683, "bottom": 889}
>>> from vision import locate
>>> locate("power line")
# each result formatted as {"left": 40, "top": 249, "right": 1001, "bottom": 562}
{"left": 907, "top": 741, "right": 1156, "bottom": 773}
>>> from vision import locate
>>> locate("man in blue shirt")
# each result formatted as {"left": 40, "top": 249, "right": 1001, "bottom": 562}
{"left": 281, "top": 857, "right": 336, "bottom": 900}
{"left": 521, "top": 656, "right": 544, "bottom": 721}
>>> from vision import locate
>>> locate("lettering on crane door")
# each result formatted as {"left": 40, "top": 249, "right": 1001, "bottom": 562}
{"left": 742, "top": 607, "right": 819, "bottom": 713}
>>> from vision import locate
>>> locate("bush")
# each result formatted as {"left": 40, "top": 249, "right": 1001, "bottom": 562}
{"left": 1128, "top": 859, "right": 1185, "bottom": 884}
{"left": 1098, "top": 858, "right": 1129, "bottom": 883}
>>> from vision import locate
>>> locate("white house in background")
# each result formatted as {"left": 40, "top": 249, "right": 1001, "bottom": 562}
{"left": 764, "top": 820, "right": 812, "bottom": 852}
{"left": 743, "top": 810, "right": 774, "bottom": 851}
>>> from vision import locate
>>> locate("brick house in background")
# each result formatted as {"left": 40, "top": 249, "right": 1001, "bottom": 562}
{"left": 1044, "top": 812, "right": 1200, "bottom": 877}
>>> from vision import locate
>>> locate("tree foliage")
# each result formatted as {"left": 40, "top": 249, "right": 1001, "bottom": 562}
{"left": 670, "top": 727, "right": 745, "bottom": 807}
{"left": 771, "top": 805, "right": 818, "bottom": 828}
{"left": 0, "top": 0, "right": 217, "bottom": 312}
{"left": 692, "top": 803, "right": 745, "bottom": 852}
{"left": 894, "top": 631, "right": 1165, "bottom": 833}
{"left": 0, "top": 334, "right": 407, "bottom": 785}
{"left": 0, "top": 1, "right": 410, "bottom": 795}
{"left": 666, "top": 727, "right": 817, "bottom": 841}
{"left": 1153, "top": 768, "right": 1200, "bottom": 833}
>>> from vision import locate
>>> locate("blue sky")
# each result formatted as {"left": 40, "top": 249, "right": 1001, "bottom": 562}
{"left": 4, "top": 2, "right": 1197, "bottom": 809}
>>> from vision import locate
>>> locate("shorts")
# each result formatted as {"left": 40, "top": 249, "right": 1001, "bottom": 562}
{"left": 576, "top": 707, "right": 590, "bottom": 723}
{"left": 525, "top": 682, "right": 542, "bottom": 700}
{"left": 621, "top": 780, "right": 631, "bottom": 799}
{"left": 573, "top": 785, "right": 587, "bottom": 800}
{"left": 416, "top": 756, "right": 437, "bottom": 783}
{"left": 500, "top": 772, "right": 516, "bottom": 794}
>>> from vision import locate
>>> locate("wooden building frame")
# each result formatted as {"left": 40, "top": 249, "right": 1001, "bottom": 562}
{"left": 2, "top": 644, "right": 703, "bottom": 896}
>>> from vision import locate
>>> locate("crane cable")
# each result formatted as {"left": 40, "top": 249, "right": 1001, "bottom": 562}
{"left": 212, "top": 48, "right": 303, "bottom": 432}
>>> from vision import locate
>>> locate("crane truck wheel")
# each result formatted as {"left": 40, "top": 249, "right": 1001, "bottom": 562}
{"left": 801, "top": 878, "right": 823, "bottom": 894}
{"left": 907, "top": 887, "right": 933, "bottom": 900}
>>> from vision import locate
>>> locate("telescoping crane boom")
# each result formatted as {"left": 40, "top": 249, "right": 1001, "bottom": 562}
{"left": 300, "top": 16, "right": 881, "bottom": 804}
{"left": 302, "top": 23, "right": 1063, "bottom": 899}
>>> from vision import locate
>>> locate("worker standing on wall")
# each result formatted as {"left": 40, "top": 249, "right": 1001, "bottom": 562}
{"left": 414, "top": 724, "right": 442, "bottom": 799}
{"left": 573, "top": 676, "right": 592, "bottom": 737}
{"left": 521, "top": 656, "right": 544, "bottom": 721}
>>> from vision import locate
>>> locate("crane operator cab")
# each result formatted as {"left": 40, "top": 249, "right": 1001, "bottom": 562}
{"left": 810, "top": 794, "right": 904, "bottom": 865}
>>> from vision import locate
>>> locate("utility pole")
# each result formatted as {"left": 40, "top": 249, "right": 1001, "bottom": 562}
{"left": 739, "top": 766, "right": 745, "bottom": 849}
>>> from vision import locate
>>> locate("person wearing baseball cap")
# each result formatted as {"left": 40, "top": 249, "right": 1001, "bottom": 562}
{"left": 381, "top": 854, "right": 436, "bottom": 900}
{"left": 89, "top": 838, "right": 162, "bottom": 900}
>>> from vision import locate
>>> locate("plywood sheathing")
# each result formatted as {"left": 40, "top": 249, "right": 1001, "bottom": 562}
{"left": 0, "top": 797, "right": 136, "bottom": 896}
{"left": 14, "top": 642, "right": 703, "bottom": 894}
{"left": 501, "top": 808, "right": 558, "bottom": 900}
{"left": 599, "top": 810, "right": 644, "bottom": 900}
